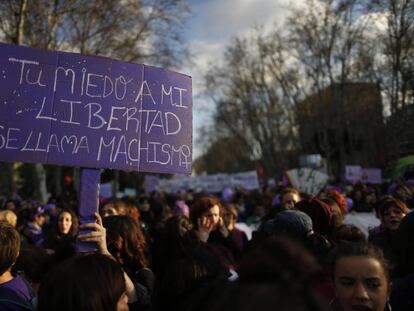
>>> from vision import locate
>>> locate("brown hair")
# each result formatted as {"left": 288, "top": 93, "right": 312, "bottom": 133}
{"left": 0, "top": 220, "right": 20, "bottom": 275}
{"left": 330, "top": 242, "right": 390, "bottom": 283}
{"left": 58, "top": 209, "right": 79, "bottom": 237}
{"left": 103, "top": 215, "right": 149, "bottom": 273}
{"left": 327, "top": 190, "right": 348, "bottom": 215}
{"left": 0, "top": 210, "right": 17, "bottom": 227}
{"left": 38, "top": 253, "right": 125, "bottom": 311}
{"left": 222, "top": 203, "right": 238, "bottom": 220}
{"left": 375, "top": 196, "right": 409, "bottom": 217}
{"left": 280, "top": 188, "right": 300, "bottom": 200}
{"left": 190, "top": 196, "right": 223, "bottom": 229}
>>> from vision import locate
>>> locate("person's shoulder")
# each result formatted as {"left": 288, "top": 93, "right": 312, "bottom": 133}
{"left": 0, "top": 277, "right": 35, "bottom": 310}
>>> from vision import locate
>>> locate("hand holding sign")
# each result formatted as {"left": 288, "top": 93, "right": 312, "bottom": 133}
{"left": 0, "top": 43, "right": 193, "bottom": 252}
{"left": 0, "top": 43, "right": 193, "bottom": 174}
{"left": 78, "top": 212, "right": 109, "bottom": 254}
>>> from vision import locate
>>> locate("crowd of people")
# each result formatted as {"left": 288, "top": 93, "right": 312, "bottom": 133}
{"left": 0, "top": 178, "right": 414, "bottom": 311}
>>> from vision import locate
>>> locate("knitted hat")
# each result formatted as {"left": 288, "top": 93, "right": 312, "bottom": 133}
{"left": 265, "top": 209, "right": 313, "bottom": 240}
{"left": 295, "top": 196, "right": 335, "bottom": 236}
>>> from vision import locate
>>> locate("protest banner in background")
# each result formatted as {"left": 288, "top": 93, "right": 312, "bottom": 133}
{"left": 345, "top": 165, "right": 362, "bottom": 183}
{"left": 286, "top": 168, "right": 329, "bottom": 195}
{"left": 100, "top": 182, "right": 113, "bottom": 199}
{"left": 144, "top": 175, "right": 160, "bottom": 193}
{"left": 345, "top": 166, "right": 382, "bottom": 184}
{"left": 231, "top": 171, "right": 260, "bottom": 190}
{"left": 149, "top": 171, "right": 259, "bottom": 193}
{"left": 361, "top": 168, "right": 382, "bottom": 184}
{"left": 0, "top": 43, "right": 193, "bottom": 174}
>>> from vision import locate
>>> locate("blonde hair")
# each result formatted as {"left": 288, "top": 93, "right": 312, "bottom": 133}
{"left": 0, "top": 210, "right": 17, "bottom": 227}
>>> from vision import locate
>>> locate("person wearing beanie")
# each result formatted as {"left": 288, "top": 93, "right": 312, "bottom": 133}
{"left": 264, "top": 209, "right": 313, "bottom": 241}
{"left": 295, "top": 196, "right": 336, "bottom": 238}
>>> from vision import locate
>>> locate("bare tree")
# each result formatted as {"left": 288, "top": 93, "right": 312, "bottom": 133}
{"left": 203, "top": 28, "right": 301, "bottom": 177}
{"left": 287, "top": 0, "right": 369, "bottom": 175}
{"left": 367, "top": 0, "right": 414, "bottom": 114}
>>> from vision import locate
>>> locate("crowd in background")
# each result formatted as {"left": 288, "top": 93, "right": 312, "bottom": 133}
{"left": 0, "top": 177, "right": 414, "bottom": 311}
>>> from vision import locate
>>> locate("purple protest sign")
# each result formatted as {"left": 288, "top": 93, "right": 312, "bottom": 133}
{"left": 361, "top": 168, "right": 382, "bottom": 184}
{"left": 0, "top": 43, "right": 193, "bottom": 174}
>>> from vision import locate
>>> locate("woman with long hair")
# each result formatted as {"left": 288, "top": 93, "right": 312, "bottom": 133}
{"left": 103, "top": 215, "right": 153, "bottom": 310}
{"left": 37, "top": 253, "right": 128, "bottom": 311}
{"left": 43, "top": 209, "right": 79, "bottom": 258}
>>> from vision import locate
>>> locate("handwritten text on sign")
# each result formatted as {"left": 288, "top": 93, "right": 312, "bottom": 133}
{"left": 0, "top": 43, "right": 192, "bottom": 174}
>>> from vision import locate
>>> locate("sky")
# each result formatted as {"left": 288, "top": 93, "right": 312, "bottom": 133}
{"left": 180, "top": 0, "right": 298, "bottom": 158}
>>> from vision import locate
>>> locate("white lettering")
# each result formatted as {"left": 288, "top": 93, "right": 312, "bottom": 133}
{"left": 115, "top": 76, "right": 132, "bottom": 100}
{"left": 36, "top": 97, "right": 57, "bottom": 121}
{"left": 60, "top": 135, "right": 77, "bottom": 153}
{"left": 6, "top": 128, "right": 20, "bottom": 150}
{"left": 147, "top": 111, "right": 165, "bottom": 135}
{"left": 47, "top": 134, "right": 60, "bottom": 152}
{"left": 0, "top": 125, "right": 5, "bottom": 149}
{"left": 74, "top": 136, "right": 89, "bottom": 154}
{"left": 54, "top": 67, "right": 75, "bottom": 94}
{"left": 35, "top": 132, "right": 47, "bottom": 152}
{"left": 8, "top": 57, "right": 39, "bottom": 85}
{"left": 134, "top": 81, "right": 156, "bottom": 105}
{"left": 86, "top": 73, "right": 103, "bottom": 98}
{"left": 165, "top": 112, "right": 181, "bottom": 135}
{"left": 161, "top": 84, "right": 172, "bottom": 105}
{"left": 103, "top": 75, "right": 114, "bottom": 98}
{"left": 97, "top": 136, "right": 116, "bottom": 161}
{"left": 25, "top": 68, "right": 46, "bottom": 87}
{"left": 113, "top": 135, "right": 127, "bottom": 163}
{"left": 21, "top": 131, "right": 35, "bottom": 151}
{"left": 107, "top": 107, "right": 125, "bottom": 131}
{"left": 60, "top": 99, "right": 81, "bottom": 125}
{"left": 85, "top": 103, "right": 106, "bottom": 129}
{"left": 123, "top": 108, "right": 139, "bottom": 133}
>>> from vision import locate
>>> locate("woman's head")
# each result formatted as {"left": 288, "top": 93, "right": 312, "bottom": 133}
{"left": 222, "top": 203, "right": 238, "bottom": 229}
{"left": 57, "top": 209, "right": 78, "bottom": 236}
{"left": 37, "top": 253, "right": 127, "bottom": 311}
{"left": 0, "top": 210, "right": 17, "bottom": 227}
{"left": 190, "top": 196, "right": 223, "bottom": 230}
{"left": 330, "top": 243, "right": 390, "bottom": 311}
{"left": 103, "top": 215, "right": 148, "bottom": 272}
{"left": 375, "top": 196, "right": 408, "bottom": 231}
{"left": 280, "top": 188, "right": 300, "bottom": 210}
{"left": 0, "top": 220, "right": 20, "bottom": 275}
{"left": 101, "top": 200, "right": 128, "bottom": 218}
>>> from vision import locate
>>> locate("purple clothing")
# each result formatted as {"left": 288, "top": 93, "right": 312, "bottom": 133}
{"left": 0, "top": 275, "right": 35, "bottom": 310}
{"left": 1, "top": 275, "right": 33, "bottom": 302}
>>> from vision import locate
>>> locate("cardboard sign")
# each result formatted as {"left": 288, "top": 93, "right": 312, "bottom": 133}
{"left": 0, "top": 43, "right": 192, "bottom": 174}
{"left": 286, "top": 168, "right": 329, "bottom": 195}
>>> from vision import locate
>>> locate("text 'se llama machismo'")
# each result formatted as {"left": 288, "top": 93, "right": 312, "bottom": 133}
{"left": 0, "top": 43, "right": 193, "bottom": 174}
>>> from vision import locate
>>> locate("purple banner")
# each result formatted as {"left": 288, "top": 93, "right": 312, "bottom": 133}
{"left": 0, "top": 43, "right": 192, "bottom": 174}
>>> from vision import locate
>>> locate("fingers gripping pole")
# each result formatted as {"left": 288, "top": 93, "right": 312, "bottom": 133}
{"left": 76, "top": 168, "right": 101, "bottom": 253}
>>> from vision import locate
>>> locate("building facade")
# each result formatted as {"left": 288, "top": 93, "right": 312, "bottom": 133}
{"left": 297, "top": 83, "right": 385, "bottom": 177}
